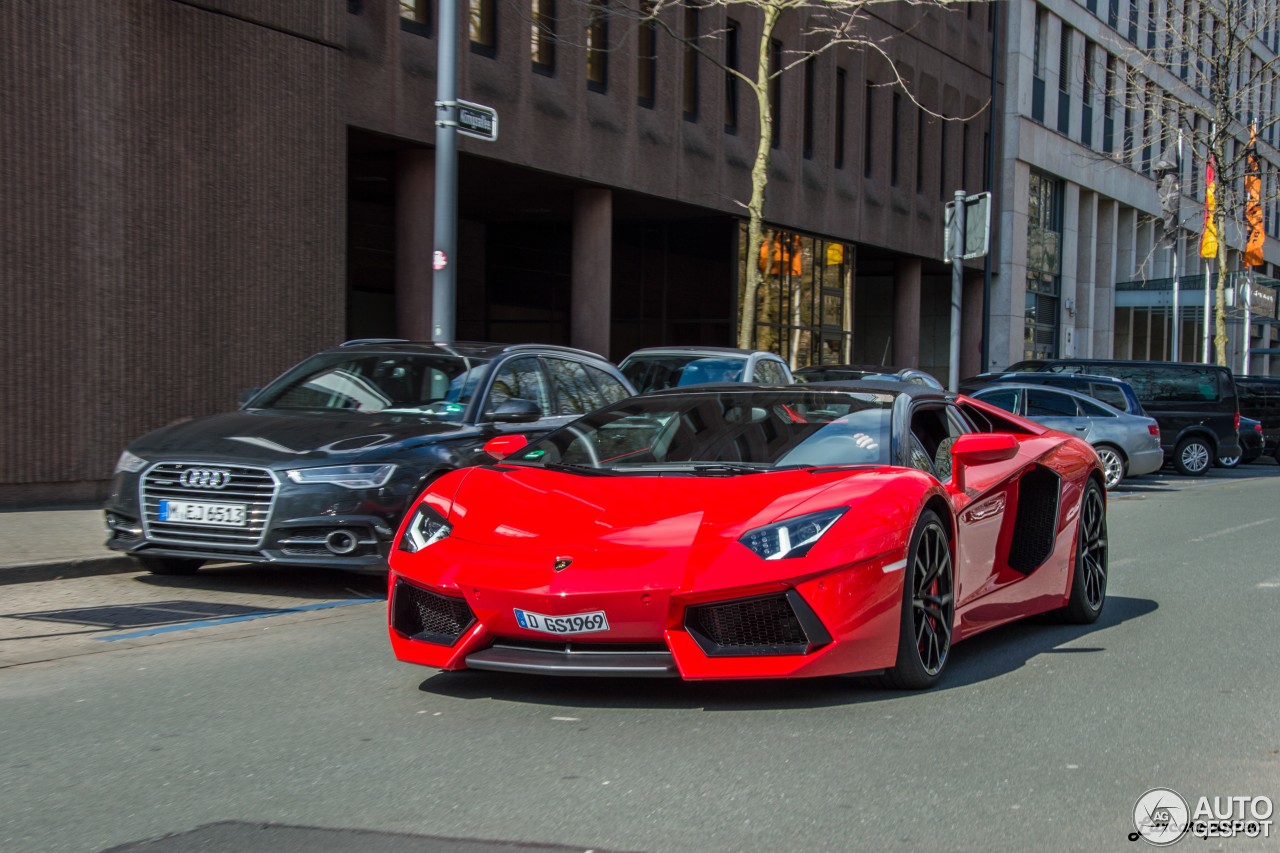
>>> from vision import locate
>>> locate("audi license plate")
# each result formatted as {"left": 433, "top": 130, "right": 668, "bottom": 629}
{"left": 158, "top": 500, "right": 247, "bottom": 527}
{"left": 513, "top": 608, "right": 609, "bottom": 635}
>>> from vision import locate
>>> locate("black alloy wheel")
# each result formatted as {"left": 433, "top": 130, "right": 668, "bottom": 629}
{"left": 1057, "top": 479, "right": 1108, "bottom": 624}
{"left": 884, "top": 510, "right": 954, "bottom": 689}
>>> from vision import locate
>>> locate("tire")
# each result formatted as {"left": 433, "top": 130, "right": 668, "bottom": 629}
{"left": 884, "top": 509, "right": 954, "bottom": 690}
{"left": 1056, "top": 480, "right": 1108, "bottom": 624}
{"left": 1172, "top": 435, "right": 1213, "bottom": 476}
{"left": 136, "top": 556, "right": 203, "bottom": 576}
{"left": 1216, "top": 452, "right": 1242, "bottom": 469}
{"left": 1094, "top": 444, "right": 1126, "bottom": 490}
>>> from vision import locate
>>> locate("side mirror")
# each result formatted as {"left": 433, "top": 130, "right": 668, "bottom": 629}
{"left": 950, "top": 433, "right": 1018, "bottom": 492}
{"left": 238, "top": 387, "right": 261, "bottom": 406}
{"left": 486, "top": 398, "right": 542, "bottom": 423}
{"left": 483, "top": 434, "right": 529, "bottom": 460}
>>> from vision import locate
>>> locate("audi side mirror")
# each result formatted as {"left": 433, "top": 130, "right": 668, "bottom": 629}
{"left": 486, "top": 398, "right": 542, "bottom": 424}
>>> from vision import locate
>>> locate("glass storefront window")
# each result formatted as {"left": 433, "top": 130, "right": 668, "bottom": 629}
{"left": 737, "top": 223, "right": 852, "bottom": 370}
{"left": 1025, "top": 172, "right": 1063, "bottom": 359}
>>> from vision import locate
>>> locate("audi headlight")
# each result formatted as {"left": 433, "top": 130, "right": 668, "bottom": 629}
{"left": 398, "top": 504, "right": 452, "bottom": 553}
{"left": 114, "top": 450, "right": 148, "bottom": 474}
{"left": 285, "top": 463, "right": 396, "bottom": 489}
{"left": 739, "top": 508, "right": 847, "bottom": 560}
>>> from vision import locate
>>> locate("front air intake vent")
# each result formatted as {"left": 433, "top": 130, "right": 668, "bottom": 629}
{"left": 684, "top": 590, "right": 831, "bottom": 657}
{"left": 391, "top": 578, "right": 476, "bottom": 645}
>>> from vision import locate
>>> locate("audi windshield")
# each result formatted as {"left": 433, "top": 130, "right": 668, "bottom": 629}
{"left": 248, "top": 353, "right": 489, "bottom": 421}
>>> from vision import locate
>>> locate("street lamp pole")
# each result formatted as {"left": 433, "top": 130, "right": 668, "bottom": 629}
{"left": 431, "top": 0, "right": 459, "bottom": 342}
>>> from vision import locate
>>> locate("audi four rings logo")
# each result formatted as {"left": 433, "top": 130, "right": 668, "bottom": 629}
{"left": 179, "top": 468, "right": 232, "bottom": 489}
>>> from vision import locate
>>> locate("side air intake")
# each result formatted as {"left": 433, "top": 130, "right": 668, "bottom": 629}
{"left": 1007, "top": 465, "right": 1061, "bottom": 574}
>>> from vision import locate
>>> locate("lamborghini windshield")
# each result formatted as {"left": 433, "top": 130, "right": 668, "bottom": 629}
{"left": 509, "top": 389, "right": 894, "bottom": 473}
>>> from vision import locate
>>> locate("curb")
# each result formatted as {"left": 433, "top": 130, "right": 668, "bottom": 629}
{"left": 0, "top": 555, "right": 139, "bottom": 587}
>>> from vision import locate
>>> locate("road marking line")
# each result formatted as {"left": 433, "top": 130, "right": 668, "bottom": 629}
{"left": 1189, "top": 518, "right": 1276, "bottom": 542}
{"left": 94, "top": 598, "right": 381, "bottom": 641}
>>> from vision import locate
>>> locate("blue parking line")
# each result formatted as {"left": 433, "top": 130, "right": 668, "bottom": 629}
{"left": 95, "top": 598, "right": 382, "bottom": 641}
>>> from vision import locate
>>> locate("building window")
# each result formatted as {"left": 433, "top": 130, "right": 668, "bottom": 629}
{"left": 939, "top": 119, "right": 948, "bottom": 198}
{"left": 400, "top": 0, "right": 431, "bottom": 36}
{"left": 469, "top": 0, "right": 496, "bottom": 56}
{"left": 683, "top": 7, "right": 699, "bottom": 120}
{"left": 863, "top": 81, "right": 874, "bottom": 178}
{"left": 834, "top": 67, "right": 846, "bottom": 169}
{"left": 637, "top": 2, "right": 655, "bottom": 105}
{"left": 531, "top": 0, "right": 555, "bottom": 74}
{"left": 769, "top": 39, "right": 782, "bottom": 148}
{"left": 586, "top": 0, "right": 607, "bottom": 92}
{"left": 890, "top": 92, "right": 901, "bottom": 186}
{"left": 916, "top": 109, "right": 925, "bottom": 193}
{"left": 803, "top": 57, "right": 815, "bottom": 159}
{"left": 725, "top": 20, "right": 740, "bottom": 133}
{"left": 1025, "top": 172, "right": 1063, "bottom": 360}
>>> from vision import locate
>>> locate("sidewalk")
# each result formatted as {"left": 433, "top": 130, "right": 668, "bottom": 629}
{"left": 0, "top": 507, "right": 137, "bottom": 585}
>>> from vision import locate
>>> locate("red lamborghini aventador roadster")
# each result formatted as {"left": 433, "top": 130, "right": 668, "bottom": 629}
{"left": 387, "top": 383, "right": 1108, "bottom": 688}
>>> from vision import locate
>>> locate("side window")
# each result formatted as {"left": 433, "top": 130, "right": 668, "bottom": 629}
{"left": 1026, "top": 388, "right": 1079, "bottom": 417}
{"left": 978, "top": 388, "right": 1021, "bottom": 414}
{"left": 486, "top": 357, "right": 550, "bottom": 414}
{"left": 584, "top": 364, "right": 632, "bottom": 405}
{"left": 1077, "top": 397, "right": 1116, "bottom": 417}
{"left": 909, "top": 405, "right": 970, "bottom": 483}
{"left": 753, "top": 359, "right": 789, "bottom": 384}
{"left": 546, "top": 358, "right": 603, "bottom": 416}
{"left": 1088, "top": 383, "right": 1127, "bottom": 410}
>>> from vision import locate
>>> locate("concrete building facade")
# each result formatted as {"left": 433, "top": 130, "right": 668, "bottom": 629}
{"left": 993, "top": 0, "right": 1280, "bottom": 373}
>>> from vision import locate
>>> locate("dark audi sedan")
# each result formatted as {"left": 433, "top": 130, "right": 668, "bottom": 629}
{"left": 105, "top": 341, "right": 634, "bottom": 574}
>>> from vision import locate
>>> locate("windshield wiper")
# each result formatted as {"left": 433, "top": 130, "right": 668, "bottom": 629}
{"left": 538, "top": 462, "right": 618, "bottom": 476}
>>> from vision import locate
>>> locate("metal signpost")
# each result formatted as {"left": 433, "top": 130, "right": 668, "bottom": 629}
{"left": 943, "top": 191, "right": 992, "bottom": 391}
{"left": 431, "top": 0, "right": 498, "bottom": 342}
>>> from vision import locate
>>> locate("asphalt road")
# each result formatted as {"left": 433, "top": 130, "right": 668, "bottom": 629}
{"left": 1, "top": 465, "right": 1278, "bottom": 853}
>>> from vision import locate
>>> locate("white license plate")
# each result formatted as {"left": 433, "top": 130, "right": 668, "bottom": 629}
{"left": 159, "top": 499, "right": 247, "bottom": 527}
{"left": 513, "top": 608, "right": 609, "bottom": 635}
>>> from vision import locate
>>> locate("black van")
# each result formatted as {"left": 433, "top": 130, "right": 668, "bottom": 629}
{"left": 1234, "top": 375, "right": 1280, "bottom": 460}
{"left": 1031, "top": 360, "right": 1240, "bottom": 476}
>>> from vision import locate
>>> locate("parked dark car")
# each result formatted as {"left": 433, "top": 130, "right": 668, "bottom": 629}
{"left": 1234, "top": 375, "right": 1280, "bottom": 460}
{"left": 619, "top": 347, "right": 792, "bottom": 392}
{"left": 1217, "top": 416, "right": 1264, "bottom": 468}
{"left": 104, "top": 341, "right": 635, "bottom": 574}
{"left": 1015, "top": 359, "right": 1240, "bottom": 476}
{"left": 795, "top": 364, "right": 944, "bottom": 389}
{"left": 960, "top": 371, "right": 1146, "bottom": 417}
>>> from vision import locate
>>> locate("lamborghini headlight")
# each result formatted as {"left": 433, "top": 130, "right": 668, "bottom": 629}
{"left": 398, "top": 503, "right": 453, "bottom": 553}
{"left": 285, "top": 463, "right": 396, "bottom": 489}
{"left": 739, "top": 508, "right": 847, "bottom": 560}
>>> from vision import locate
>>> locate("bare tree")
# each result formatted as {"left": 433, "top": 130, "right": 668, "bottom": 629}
{"left": 581, "top": 0, "right": 991, "bottom": 350}
{"left": 1102, "top": 0, "right": 1280, "bottom": 364}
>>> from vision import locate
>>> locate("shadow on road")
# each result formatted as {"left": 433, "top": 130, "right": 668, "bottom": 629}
{"left": 416, "top": 595, "right": 1157, "bottom": 710}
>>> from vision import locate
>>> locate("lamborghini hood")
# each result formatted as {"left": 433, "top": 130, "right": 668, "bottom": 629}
{"left": 443, "top": 464, "right": 888, "bottom": 549}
